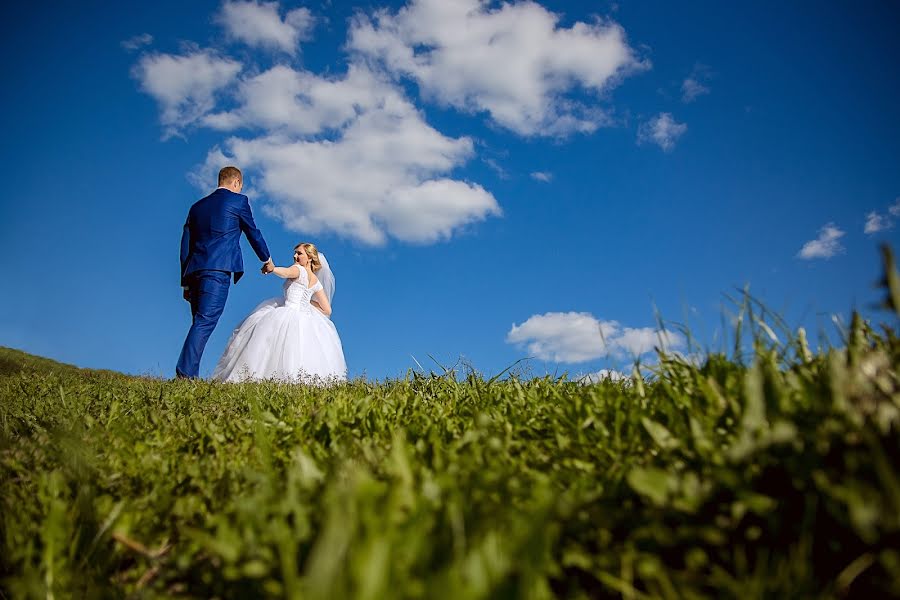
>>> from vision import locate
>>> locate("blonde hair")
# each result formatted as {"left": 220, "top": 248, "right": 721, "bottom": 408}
{"left": 295, "top": 242, "right": 322, "bottom": 272}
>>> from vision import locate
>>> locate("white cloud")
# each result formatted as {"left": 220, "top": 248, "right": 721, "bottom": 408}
{"left": 349, "top": 0, "right": 647, "bottom": 136}
{"left": 681, "top": 77, "right": 709, "bottom": 103}
{"left": 193, "top": 75, "right": 500, "bottom": 244}
{"left": 681, "top": 64, "right": 711, "bottom": 103}
{"left": 201, "top": 63, "right": 398, "bottom": 135}
{"left": 889, "top": 199, "right": 900, "bottom": 217}
{"left": 864, "top": 211, "right": 892, "bottom": 235}
{"left": 215, "top": 0, "right": 314, "bottom": 55}
{"left": 506, "top": 312, "right": 616, "bottom": 362}
{"left": 531, "top": 171, "right": 552, "bottom": 182}
{"left": 122, "top": 33, "right": 153, "bottom": 51}
{"left": 506, "top": 311, "right": 684, "bottom": 363}
{"left": 797, "top": 223, "right": 845, "bottom": 260}
{"left": 132, "top": 50, "right": 242, "bottom": 138}
{"left": 484, "top": 158, "right": 509, "bottom": 179}
{"left": 617, "top": 327, "right": 667, "bottom": 355}
{"left": 579, "top": 369, "right": 630, "bottom": 383}
{"left": 136, "top": 5, "right": 524, "bottom": 245}
{"left": 863, "top": 200, "right": 900, "bottom": 235}
{"left": 637, "top": 112, "right": 686, "bottom": 151}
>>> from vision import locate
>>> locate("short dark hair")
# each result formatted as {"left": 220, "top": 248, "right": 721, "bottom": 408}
{"left": 218, "top": 166, "right": 242, "bottom": 186}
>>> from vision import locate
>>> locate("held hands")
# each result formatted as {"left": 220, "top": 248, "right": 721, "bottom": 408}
{"left": 261, "top": 257, "right": 275, "bottom": 275}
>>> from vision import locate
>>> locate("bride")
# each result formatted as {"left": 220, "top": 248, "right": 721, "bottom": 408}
{"left": 212, "top": 242, "right": 347, "bottom": 383}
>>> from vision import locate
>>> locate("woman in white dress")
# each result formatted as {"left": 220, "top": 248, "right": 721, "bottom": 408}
{"left": 212, "top": 243, "right": 347, "bottom": 383}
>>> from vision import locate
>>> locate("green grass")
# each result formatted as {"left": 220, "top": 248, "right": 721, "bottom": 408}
{"left": 2, "top": 250, "right": 899, "bottom": 599}
{"left": 0, "top": 347, "right": 82, "bottom": 378}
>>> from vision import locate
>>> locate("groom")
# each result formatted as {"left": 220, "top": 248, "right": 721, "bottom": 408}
{"left": 176, "top": 166, "right": 275, "bottom": 379}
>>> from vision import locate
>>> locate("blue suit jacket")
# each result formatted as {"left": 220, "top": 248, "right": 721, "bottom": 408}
{"left": 180, "top": 188, "right": 271, "bottom": 286}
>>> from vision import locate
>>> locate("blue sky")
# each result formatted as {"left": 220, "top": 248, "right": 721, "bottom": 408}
{"left": 1, "top": 0, "right": 898, "bottom": 380}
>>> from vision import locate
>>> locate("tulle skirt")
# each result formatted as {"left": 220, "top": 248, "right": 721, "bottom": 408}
{"left": 212, "top": 297, "right": 347, "bottom": 384}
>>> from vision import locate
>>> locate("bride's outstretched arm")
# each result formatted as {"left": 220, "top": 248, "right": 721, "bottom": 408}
{"left": 271, "top": 265, "right": 301, "bottom": 279}
{"left": 311, "top": 289, "right": 332, "bottom": 317}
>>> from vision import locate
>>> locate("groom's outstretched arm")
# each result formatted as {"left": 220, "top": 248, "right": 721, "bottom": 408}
{"left": 238, "top": 196, "right": 271, "bottom": 263}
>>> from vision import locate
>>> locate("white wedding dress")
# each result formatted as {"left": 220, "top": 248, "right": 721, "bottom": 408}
{"left": 212, "top": 267, "right": 347, "bottom": 383}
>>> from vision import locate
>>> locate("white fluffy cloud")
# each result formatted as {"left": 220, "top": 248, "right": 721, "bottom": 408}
{"left": 136, "top": 0, "right": 651, "bottom": 244}
{"left": 216, "top": 0, "right": 314, "bottom": 55}
{"left": 201, "top": 64, "right": 397, "bottom": 135}
{"left": 134, "top": 5, "right": 501, "bottom": 246}
{"left": 506, "top": 311, "right": 684, "bottom": 363}
{"left": 349, "top": 0, "right": 647, "bottom": 136}
{"left": 637, "top": 112, "right": 687, "bottom": 151}
{"left": 132, "top": 50, "right": 242, "bottom": 138}
{"left": 194, "top": 73, "right": 500, "bottom": 244}
{"left": 797, "top": 223, "right": 845, "bottom": 260}
{"left": 865, "top": 211, "right": 891, "bottom": 235}
{"left": 530, "top": 171, "right": 552, "bottom": 182}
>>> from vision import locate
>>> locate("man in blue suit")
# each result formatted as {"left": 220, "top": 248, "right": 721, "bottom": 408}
{"left": 176, "top": 166, "right": 275, "bottom": 379}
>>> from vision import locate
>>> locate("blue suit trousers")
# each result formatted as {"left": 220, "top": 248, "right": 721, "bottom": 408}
{"left": 176, "top": 270, "right": 231, "bottom": 378}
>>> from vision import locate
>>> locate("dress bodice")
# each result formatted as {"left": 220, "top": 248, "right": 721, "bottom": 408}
{"left": 283, "top": 267, "right": 323, "bottom": 311}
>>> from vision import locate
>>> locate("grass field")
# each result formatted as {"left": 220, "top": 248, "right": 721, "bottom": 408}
{"left": 2, "top": 251, "right": 899, "bottom": 599}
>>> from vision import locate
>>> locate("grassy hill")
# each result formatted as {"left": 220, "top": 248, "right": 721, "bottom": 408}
{"left": 2, "top": 250, "right": 899, "bottom": 598}
{"left": 0, "top": 346, "right": 81, "bottom": 377}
